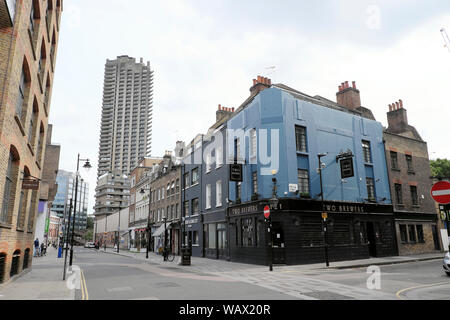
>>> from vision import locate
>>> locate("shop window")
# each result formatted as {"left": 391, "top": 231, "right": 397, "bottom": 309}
{"left": 408, "top": 225, "right": 417, "bottom": 243}
{"left": 416, "top": 225, "right": 425, "bottom": 243}
{"left": 399, "top": 224, "right": 407, "bottom": 243}
{"left": 241, "top": 218, "right": 255, "bottom": 247}
{"left": 217, "top": 223, "right": 227, "bottom": 250}
{"left": 208, "top": 223, "right": 216, "bottom": 249}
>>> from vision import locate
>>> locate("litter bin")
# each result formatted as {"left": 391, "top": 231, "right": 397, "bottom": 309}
{"left": 180, "top": 246, "right": 191, "bottom": 266}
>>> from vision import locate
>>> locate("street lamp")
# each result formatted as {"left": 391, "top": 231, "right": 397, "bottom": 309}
{"left": 163, "top": 217, "right": 168, "bottom": 261}
{"left": 140, "top": 187, "right": 152, "bottom": 259}
{"left": 318, "top": 153, "right": 329, "bottom": 267}
{"left": 69, "top": 154, "right": 91, "bottom": 267}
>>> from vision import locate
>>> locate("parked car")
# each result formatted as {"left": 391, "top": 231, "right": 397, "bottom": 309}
{"left": 443, "top": 252, "right": 450, "bottom": 276}
{"left": 84, "top": 242, "right": 95, "bottom": 248}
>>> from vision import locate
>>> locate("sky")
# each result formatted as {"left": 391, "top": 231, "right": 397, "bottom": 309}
{"left": 49, "top": 0, "right": 450, "bottom": 215}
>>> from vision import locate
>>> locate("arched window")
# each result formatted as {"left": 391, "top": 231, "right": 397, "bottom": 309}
{"left": 1, "top": 146, "right": 20, "bottom": 225}
{"left": 28, "top": 97, "right": 39, "bottom": 147}
{"left": 38, "top": 38, "right": 47, "bottom": 84}
{"left": 16, "top": 58, "right": 31, "bottom": 123}
{"left": 0, "top": 253, "right": 6, "bottom": 283}
{"left": 10, "top": 250, "right": 21, "bottom": 277}
{"left": 37, "top": 122, "right": 45, "bottom": 165}
{"left": 17, "top": 167, "right": 31, "bottom": 230}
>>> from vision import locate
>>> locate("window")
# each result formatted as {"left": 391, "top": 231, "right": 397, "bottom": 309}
{"left": 184, "top": 201, "right": 189, "bottom": 217}
{"left": 235, "top": 138, "right": 241, "bottom": 160}
{"left": 192, "top": 198, "right": 199, "bottom": 215}
{"left": 297, "top": 169, "right": 309, "bottom": 194}
{"left": 176, "top": 204, "right": 180, "bottom": 219}
{"left": 295, "top": 126, "right": 307, "bottom": 152}
{"left": 206, "top": 154, "right": 212, "bottom": 172}
{"left": 394, "top": 184, "right": 403, "bottom": 204}
{"left": 366, "top": 178, "right": 375, "bottom": 201}
{"left": 192, "top": 168, "right": 199, "bottom": 185}
{"left": 416, "top": 225, "right": 425, "bottom": 243}
{"left": 250, "top": 129, "right": 257, "bottom": 158}
{"left": 206, "top": 184, "right": 211, "bottom": 209}
{"left": 16, "top": 69, "right": 26, "bottom": 117}
{"left": 161, "top": 187, "right": 164, "bottom": 200}
{"left": 410, "top": 186, "right": 418, "bottom": 205}
{"left": 192, "top": 231, "right": 199, "bottom": 246}
{"left": 390, "top": 151, "right": 398, "bottom": 169}
{"left": 406, "top": 155, "right": 414, "bottom": 172}
{"left": 241, "top": 218, "right": 255, "bottom": 247}
{"left": 216, "top": 180, "right": 222, "bottom": 207}
{"left": 176, "top": 179, "right": 180, "bottom": 193}
{"left": 252, "top": 172, "right": 258, "bottom": 195}
{"left": 216, "top": 147, "right": 223, "bottom": 168}
{"left": 362, "top": 140, "right": 372, "bottom": 163}
{"left": 408, "top": 225, "right": 416, "bottom": 243}
{"left": 400, "top": 224, "right": 407, "bottom": 243}
{"left": 1, "top": 151, "right": 16, "bottom": 224}
{"left": 208, "top": 223, "right": 216, "bottom": 249}
{"left": 184, "top": 172, "right": 190, "bottom": 188}
{"left": 29, "top": 2, "right": 35, "bottom": 35}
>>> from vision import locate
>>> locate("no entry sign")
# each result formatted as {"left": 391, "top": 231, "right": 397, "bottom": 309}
{"left": 264, "top": 205, "right": 270, "bottom": 219}
{"left": 431, "top": 181, "right": 450, "bottom": 204}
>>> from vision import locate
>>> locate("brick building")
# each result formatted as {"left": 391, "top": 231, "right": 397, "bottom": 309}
{"left": 384, "top": 101, "right": 441, "bottom": 255}
{"left": 0, "top": 0, "right": 63, "bottom": 284}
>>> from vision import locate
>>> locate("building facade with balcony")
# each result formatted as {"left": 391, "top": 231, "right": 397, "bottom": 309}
{"left": 0, "top": 0, "right": 63, "bottom": 284}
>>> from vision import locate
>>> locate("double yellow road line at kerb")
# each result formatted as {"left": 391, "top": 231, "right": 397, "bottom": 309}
{"left": 396, "top": 281, "right": 449, "bottom": 300}
{"left": 80, "top": 270, "right": 89, "bottom": 300}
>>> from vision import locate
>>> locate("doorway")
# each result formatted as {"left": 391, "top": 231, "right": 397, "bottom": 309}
{"left": 366, "top": 222, "right": 377, "bottom": 257}
{"left": 431, "top": 225, "right": 441, "bottom": 251}
{"left": 271, "top": 222, "right": 286, "bottom": 264}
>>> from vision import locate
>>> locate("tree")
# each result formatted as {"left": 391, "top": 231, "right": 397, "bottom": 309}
{"left": 430, "top": 158, "right": 450, "bottom": 178}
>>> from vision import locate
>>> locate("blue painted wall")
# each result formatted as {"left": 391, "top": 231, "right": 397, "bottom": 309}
{"left": 227, "top": 87, "right": 391, "bottom": 204}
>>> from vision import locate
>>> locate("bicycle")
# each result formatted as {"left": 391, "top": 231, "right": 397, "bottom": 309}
{"left": 163, "top": 247, "right": 175, "bottom": 262}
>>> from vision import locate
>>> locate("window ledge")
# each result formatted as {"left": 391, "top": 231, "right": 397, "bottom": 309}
{"left": 407, "top": 170, "right": 415, "bottom": 175}
{"left": 0, "top": 223, "right": 12, "bottom": 229}
{"left": 391, "top": 168, "right": 400, "bottom": 172}
{"left": 296, "top": 151, "right": 309, "bottom": 156}
{"left": 16, "top": 227, "right": 25, "bottom": 232}
{"left": 364, "top": 162, "right": 374, "bottom": 166}
{"left": 27, "top": 143, "right": 35, "bottom": 156}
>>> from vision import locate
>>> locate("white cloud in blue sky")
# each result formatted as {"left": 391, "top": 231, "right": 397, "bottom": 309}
{"left": 49, "top": 0, "right": 450, "bottom": 214}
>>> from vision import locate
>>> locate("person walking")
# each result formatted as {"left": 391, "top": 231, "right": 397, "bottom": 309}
{"left": 34, "top": 238, "right": 40, "bottom": 257}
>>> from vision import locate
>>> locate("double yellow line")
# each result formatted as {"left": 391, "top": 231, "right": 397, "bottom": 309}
{"left": 80, "top": 270, "right": 89, "bottom": 300}
{"left": 396, "top": 281, "right": 449, "bottom": 300}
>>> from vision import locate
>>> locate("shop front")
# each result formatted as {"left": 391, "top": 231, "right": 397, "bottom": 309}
{"left": 227, "top": 199, "right": 397, "bottom": 266}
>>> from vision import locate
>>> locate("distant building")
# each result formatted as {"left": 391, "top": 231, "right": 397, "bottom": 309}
{"left": 0, "top": 0, "right": 63, "bottom": 284}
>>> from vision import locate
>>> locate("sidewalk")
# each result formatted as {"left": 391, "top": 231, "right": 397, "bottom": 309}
{"left": 98, "top": 247, "right": 444, "bottom": 274}
{"left": 0, "top": 247, "right": 75, "bottom": 300}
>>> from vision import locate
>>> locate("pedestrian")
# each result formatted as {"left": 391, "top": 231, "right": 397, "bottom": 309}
{"left": 34, "top": 238, "right": 40, "bottom": 257}
{"left": 40, "top": 242, "right": 46, "bottom": 256}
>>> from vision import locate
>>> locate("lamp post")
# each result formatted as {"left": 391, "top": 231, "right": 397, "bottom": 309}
{"left": 140, "top": 187, "right": 152, "bottom": 259}
{"left": 62, "top": 199, "right": 73, "bottom": 280}
{"left": 267, "top": 171, "right": 278, "bottom": 272}
{"left": 163, "top": 217, "right": 168, "bottom": 261}
{"left": 69, "top": 154, "right": 91, "bottom": 267}
{"left": 318, "top": 153, "right": 329, "bottom": 267}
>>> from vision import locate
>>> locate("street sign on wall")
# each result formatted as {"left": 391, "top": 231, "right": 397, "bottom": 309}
{"left": 431, "top": 181, "right": 450, "bottom": 204}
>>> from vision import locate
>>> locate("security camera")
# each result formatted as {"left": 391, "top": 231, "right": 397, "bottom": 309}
{"left": 321, "top": 163, "right": 326, "bottom": 169}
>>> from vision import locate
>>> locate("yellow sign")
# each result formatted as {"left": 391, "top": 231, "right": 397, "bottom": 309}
{"left": 322, "top": 212, "right": 328, "bottom": 219}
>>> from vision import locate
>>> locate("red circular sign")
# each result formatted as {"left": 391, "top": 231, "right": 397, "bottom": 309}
{"left": 431, "top": 181, "right": 450, "bottom": 204}
{"left": 264, "top": 205, "right": 270, "bottom": 219}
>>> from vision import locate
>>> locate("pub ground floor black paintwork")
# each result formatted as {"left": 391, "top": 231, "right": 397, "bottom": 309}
{"left": 187, "top": 198, "right": 400, "bottom": 266}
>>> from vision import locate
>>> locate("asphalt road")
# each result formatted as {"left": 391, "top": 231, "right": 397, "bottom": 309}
{"left": 73, "top": 247, "right": 450, "bottom": 300}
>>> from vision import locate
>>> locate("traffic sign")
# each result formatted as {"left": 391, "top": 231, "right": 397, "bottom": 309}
{"left": 264, "top": 205, "right": 270, "bottom": 219}
{"left": 431, "top": 181, "right": 450, "bottom": 204}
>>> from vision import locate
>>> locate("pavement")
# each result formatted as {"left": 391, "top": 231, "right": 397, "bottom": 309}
{"left": 0, "top": 247, "right": 76, "bottom": 300}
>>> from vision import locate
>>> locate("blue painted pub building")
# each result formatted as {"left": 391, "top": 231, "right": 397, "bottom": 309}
{"left": 224, "top": 79, "right": 397, "bottom": 265}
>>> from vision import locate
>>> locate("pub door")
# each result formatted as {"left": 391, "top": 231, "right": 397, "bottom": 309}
{"left": 271, "top": 222, "right": 286, "bottom": 264}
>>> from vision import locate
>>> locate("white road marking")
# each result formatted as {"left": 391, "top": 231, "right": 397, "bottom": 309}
{"left": 432, "top": 189, "right": 450, "bottom": 196}
{"left": 106, "top": 286, "right": 133, "bottom": 293}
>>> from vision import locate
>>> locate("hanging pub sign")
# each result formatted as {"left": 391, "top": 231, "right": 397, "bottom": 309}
{"left": 229, "top": 163, "right": 243, "bottom": 182}
{"left": 340, "top": 157, "right": 354, "bottom": 179}
{"left": 22, "top": 178, "right": 40, "bottom": 190}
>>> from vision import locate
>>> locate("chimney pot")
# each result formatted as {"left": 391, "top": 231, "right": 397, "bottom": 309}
{"left": 232, "top": 107, "right": 235, "bottom": 112}
{"left": 399, "top": 99, "right": 403, "bottom": 108}
{"left": 352, "top": 81, "right": 356, "bottom": 89}
{"left": 257, "top": 76, "right": 262, "bottom": 83}
{"left": 268, "top": 78, "right": 271, "bottom": 85}
{"left": 345, "top": 81, "right": 349, "bottom": 88}
{"left": 389, "top": 105, "right": 392, "bottom": 112}
{"left": 395, "top": 102, "right": 399, "bottom": 110}
{"left": 253, "top": 79, "right": 257, "bottom": 86}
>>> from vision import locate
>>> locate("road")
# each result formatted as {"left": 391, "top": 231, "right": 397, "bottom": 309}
{"left": 73, "top": 247, "right": 450, "bottom": 300}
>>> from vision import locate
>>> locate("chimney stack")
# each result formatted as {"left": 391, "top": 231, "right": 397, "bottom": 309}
{"left": 387, "top": 99, "right": 409, "bottom": 133}
{"left": 216, "top": 104, "right": 235, "bottom": 122}
{"left": 250, "top": 75, "right": 272, "bottom": 96}
{"left": 336, "top": 80, "right": 361, "bottom": 110}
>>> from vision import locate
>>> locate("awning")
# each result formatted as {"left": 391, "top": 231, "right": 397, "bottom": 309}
{"left": 152, "top": 222, "right": 172, "bottom": 237}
